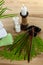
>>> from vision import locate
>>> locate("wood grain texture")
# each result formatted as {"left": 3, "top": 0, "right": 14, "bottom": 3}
{"left": 3, "top": 0, "right": 43, "bottom": 18}
{"left": 0, "top": 0, "right": 43, "bottom": 65}
{"left": 0, "top": 0, "right": 42, "bottom": 39}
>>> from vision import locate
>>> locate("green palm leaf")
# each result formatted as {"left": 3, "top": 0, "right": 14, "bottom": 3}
{"left": 30, "top": 36, "right": 43, "bottom": 58}
{"left": 0, "top": 0, "right": 4, "bottom": 6}
{"left": 9, "top": 32, "right": 30, "bottom": 60}
{"left": 9, "top": 32, "right": 27, "bottom": 50}
{"left": 0, "top": 0, "right": 17, "bottom": 18}
{"left": 0, "top": 7, "right": 8, "bottom": 15}
{"left": 0, "top": 14, "right": 17, "bottom": 18}
{"left": 9, "top": 32, "right": 43, "bottom": 61}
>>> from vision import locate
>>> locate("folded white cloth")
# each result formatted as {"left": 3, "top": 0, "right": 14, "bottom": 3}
{"left": 13, "top": 17, "right": 20, "bottom": 25}
{"left": 0, "top": 21, "right": 4, "bottom": 29}
{"left": 15, "top": 24, "right": 21, "bottom": 32}
{"left": 0, "top": 28, "right": 7, "bottom": 39}
{"left": 13, "top": 17, "right": 21, "bottom": 32}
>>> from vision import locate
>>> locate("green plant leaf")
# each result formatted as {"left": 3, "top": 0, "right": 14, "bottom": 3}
{"left": 0, "top": 7, "right": 8, "bottom": 15}
{"left": 9, "top": 32, "right": 27, "bottom": 51}
{"left": 0, "top": 0, "right": 17, "bottom": 18}
{"left": 0, "top": 0, "right": 4, "bottom": 6}
{"left": 0, "top": 14, "right": 17, "bottom": 18}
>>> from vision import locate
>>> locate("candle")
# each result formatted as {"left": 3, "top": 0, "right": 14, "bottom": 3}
{"left": 20, "top": 5, "right": 29, "bottom": 30}
{"left": 13, "top": 17, "right": 21, "bottom": 32}
{"left": 20, "top": 4, "right": 27, "bottom": 16}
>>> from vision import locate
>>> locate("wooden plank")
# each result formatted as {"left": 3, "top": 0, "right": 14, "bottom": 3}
{"left": 3, "top": 0, "right": 43, "bottom": 18}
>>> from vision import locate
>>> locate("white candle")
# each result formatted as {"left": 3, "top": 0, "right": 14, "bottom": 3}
{"left": 13, "top": 17, "right": 21, "bottom": 32}
{"left": 21, "top": 4, "right": 27, "bottom": 16}
{"left": 0, "top": 21, "right": 4, "bottom": 29}
{"left": 0, "top": 28, "right": 7, "bottom": 39}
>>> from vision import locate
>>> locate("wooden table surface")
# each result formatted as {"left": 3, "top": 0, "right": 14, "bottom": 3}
{"left": 0, "top": 0, "right": 43, "bottom": 65}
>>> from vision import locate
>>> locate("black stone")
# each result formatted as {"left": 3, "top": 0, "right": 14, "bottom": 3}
{"left": 27, "top": 25, "right": 41, "bottom": 37}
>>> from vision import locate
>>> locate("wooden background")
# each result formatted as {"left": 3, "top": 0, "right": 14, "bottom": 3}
{"left": 0, "top": 0, "right": 43, "bottom": 65}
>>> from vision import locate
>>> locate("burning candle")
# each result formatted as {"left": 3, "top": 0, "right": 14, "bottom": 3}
{"left": 20, "top": 4, "right": 29, "bottom": 30}
{"left": 20, "top": 4, "right": 27, "bottom": 16}
{"left": 13, "top": 17, "right": 21, "bottom": 32}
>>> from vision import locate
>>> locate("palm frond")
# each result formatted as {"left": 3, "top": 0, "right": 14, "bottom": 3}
{"left": 0, "top": 0, "right": 17, "bottom": 18}
{"left": 0, "top": 14, "right": 17, "bottom": 18}
{"left": 0, "top": 32, "right": 43, "bottom": 62}
{"left": 9, "top": 32, "right": 30, "bottom": 60}
{"left": 0, "top": 0, "right": 4, "bottom": 6}
{"left": 14, "top": 33, "right": 29, "bottom": 56}
{"left": 9, "top": 32, "right": 43, "bottom": 62}
{"left": 9, "top": 32, "right": 27, "bottom": 50}
{"left": 30, "top": 36, "right": 43, "bottom": 58}
{"left": 33, "top": 36, "right": 43, "bottom": 52}
{"left": 0, "top": 7, "right": 8, "bottom": 15}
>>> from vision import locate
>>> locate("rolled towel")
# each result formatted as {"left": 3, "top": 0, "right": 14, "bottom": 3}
{"left": 0, "top": 21, "right": 4, "bottom": 29}
{"left": 13, "top": 17, "right": 20, "bottom": 25}
{"left": 13, "top": 17, "right": 21, "bottom": 32}
{"left": 0, "top": 28, "right": 7, "bottom": 39}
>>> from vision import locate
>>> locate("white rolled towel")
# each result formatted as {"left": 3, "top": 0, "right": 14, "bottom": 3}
{"left": 13, "top": 17, "right": 21, "bottom": 32}
{"left": 0, "top": 21, "right": 4, "bottom": 29}
{"left": 15, "top": 24, "right": 21, "bottom": 32}
{"left": 0, "top": 28, "right": 7, "bottom": 39}
{"left": 13, "top": 17, "right": 19, "bottom": 25}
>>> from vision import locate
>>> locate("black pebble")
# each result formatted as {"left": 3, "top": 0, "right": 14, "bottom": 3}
{"left": 27, "top": 25, "right": 41, "bottom": 37}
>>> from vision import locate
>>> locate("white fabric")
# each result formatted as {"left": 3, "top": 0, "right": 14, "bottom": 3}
{"left": 0, "top": 21, "right": 4, "bottom": 29}
{"left": 0, "top": 28, "right": 7, "bottom": 38}
{"left": 21, "top": 4, "right": 27, "bottom": 16}
{"left": 15, "top": 24, "right": 21, "bottom": 32}
{"left": 13, "top": 17, "right": 21, "bottom": 32}
{"left": 13, "top": 17, "right": 19, "bottom": 25}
